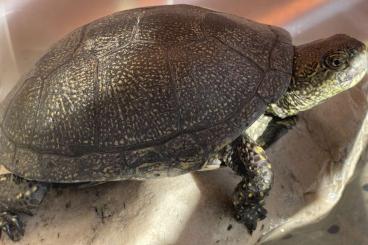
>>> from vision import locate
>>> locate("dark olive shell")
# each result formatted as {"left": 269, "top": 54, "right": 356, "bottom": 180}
{"left": 0, "top": 5, "right": 293, "bottom": 182}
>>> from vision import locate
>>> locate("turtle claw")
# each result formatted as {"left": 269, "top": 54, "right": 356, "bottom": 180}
{"left": 234, "top": 202, "right": 267, "bottom": 234}
{"left": 0, "top": 212, "right": 24, "bottom": 241}
{"left": 232, "top": 179, "right": 268, "bottom": 233}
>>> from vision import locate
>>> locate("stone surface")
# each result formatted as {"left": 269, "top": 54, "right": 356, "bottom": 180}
{"left": 265, "top": 141, "right": 368, "bottom": 245}
{"left": 0, "top": 0, "right": 368, "bottom": 245}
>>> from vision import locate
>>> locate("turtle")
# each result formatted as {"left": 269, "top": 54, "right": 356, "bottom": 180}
{"left": 0, "top": 4, "right": 367, "bottom": 241}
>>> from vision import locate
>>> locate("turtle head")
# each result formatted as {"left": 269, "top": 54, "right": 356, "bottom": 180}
{"left": 270, "top": 34, "right": 367, "bottom": 117}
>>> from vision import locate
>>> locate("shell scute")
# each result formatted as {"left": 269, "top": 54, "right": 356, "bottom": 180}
{"left": 0, "top": 5, "right": 292, "bottom": 181}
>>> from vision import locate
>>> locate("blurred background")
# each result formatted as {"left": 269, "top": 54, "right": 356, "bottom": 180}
{"left": 0, "top": 0, "right": 368, "bottom": 244}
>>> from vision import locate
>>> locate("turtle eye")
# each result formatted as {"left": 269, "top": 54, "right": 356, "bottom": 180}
{"left": 324, "top": 52, "right": 349, "bottom": 70}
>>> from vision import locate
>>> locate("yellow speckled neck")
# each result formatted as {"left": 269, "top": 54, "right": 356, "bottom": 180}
{"left": 269, "top": 36, "right": 367, "bottom": 118}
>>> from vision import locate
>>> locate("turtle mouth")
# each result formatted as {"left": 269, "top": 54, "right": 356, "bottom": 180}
{"left": 354, "top": 41, "right": 366, "bottom": 53}
{"left": 342, "top": 48, "right": 368, "bottom": 87}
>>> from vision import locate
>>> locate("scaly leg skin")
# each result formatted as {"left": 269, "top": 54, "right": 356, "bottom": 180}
{"left": 0, "top": 174, "right": 48, "bottom": 241}
{"left": 256, "top": 115, "right": 298, "bottom": 148}
{"left": 221, "top": 136, "right": 273, "bottom": 233}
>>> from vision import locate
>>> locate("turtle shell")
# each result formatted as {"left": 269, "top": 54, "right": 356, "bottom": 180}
{"left": 0, "top": 5, "right": 293, "bottom": 182}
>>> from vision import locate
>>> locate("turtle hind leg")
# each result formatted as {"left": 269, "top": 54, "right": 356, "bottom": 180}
{"left": 0, "top": 173, "right": 48, "bottom": 241}
{"left": 221, "top": 136, "right": 273, "bottom": 233}
{"left": 0, "top": 212, "right": 24, "bottom": 241}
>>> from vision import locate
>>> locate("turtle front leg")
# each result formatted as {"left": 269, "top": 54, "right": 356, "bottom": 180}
{"left": 221, "top": 136, "right": 273, "bottom": 233}
{"left": 0, "top": 174, "right": 48, "bottom": 241}
{"left": 255, "top": 114, "right": 298, "bottom": 148}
